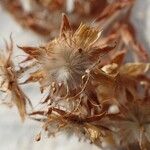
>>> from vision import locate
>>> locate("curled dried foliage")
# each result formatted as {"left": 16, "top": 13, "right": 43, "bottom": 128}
{"left": 0, "top": 1, "right": 150, "bottom": 150}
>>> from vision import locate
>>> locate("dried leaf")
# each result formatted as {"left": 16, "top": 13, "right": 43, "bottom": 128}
{"left": 60, "top": 13, "right": 72, "bottom": 37}
{"left": 120, "top": 63, "right": 150, "bottom": 76}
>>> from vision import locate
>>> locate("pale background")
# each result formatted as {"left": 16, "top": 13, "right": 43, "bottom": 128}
{"left": 0, "top": 0, "right": 150, "bottom": 150}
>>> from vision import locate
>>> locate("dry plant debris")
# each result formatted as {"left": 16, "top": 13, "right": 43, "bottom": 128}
{"left": 0, "top": 0, "right": 150, "bottom": 150}
{"left": 0, "top": 0, "right": 107, "bottom": 37}
{"left": 0, "top": 36, "right": 29, "bottom": 121}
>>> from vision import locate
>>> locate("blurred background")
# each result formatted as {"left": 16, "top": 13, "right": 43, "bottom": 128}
{"left": 0, "top": 0, "right": 150, "bottom": 150}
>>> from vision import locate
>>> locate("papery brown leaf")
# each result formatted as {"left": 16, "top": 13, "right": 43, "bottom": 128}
{"left": 60, "top": 13, "right": 72, "bottom": 37}
{"left": 17, "top": 46, "right": 41, "bottom": 59}
{"left": 22, "top": 70, "right": 46, "bottom": 84}
{"left": 111, "top": 50, "right": 126, "bottom": 66}
{"left": 89, "top": 42, "right": 116, "bottom": 61}
{"left": 73, "top": 23, "right": 101, "bottom": 48}
{"left": 120, "top": 63, "right": 150, "bottom": 76}
{"left": 101, "top": 63, "right": 118, "bottom": 76}
{"left": 36, "top": 0, "right": 64, "bottom": 10}
{"left": 96, "top": 1, "right": 133, "bottom": 21}
{"left": 11, "top": 86, "right": 26, "bottom": 121}
{"left": 84, "top": 124, "right": 101, "bottom": 142}
{"left": 9, "top": 67, "right": 27, "bottom": 121}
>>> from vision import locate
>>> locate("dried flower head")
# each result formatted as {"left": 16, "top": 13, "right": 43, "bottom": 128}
{"left": 19, "top": 14, "right": 115, "bottom": 93}
{"left": 0, "top": 37, "right": 30, "bottom": 121}
{"left": 17, "top": 14, "right": 118, "bottom": 145}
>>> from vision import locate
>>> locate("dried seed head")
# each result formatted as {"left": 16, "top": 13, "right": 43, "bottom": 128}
{"left": 44, "top": 27, "right": 101, "bottom": 89}
{"left": 20, "top": 14, "right": 109, "bottom": 91}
